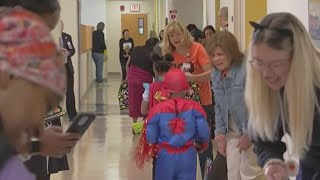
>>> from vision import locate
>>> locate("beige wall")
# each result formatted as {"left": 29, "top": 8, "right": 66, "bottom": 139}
{"left": 106, "top": 0, "right": 155, "bottom": 73}
{"left": 267, "top": 0, "right": 309, "bottom": 29}
{"left": 60, "top": 0, "right": 80, "bottom": 109}
{"left": 79, "top": 0, "right": 107, "bottom": 97}
{"left": 172, "top": 0, "right": 203, "bottom": 29}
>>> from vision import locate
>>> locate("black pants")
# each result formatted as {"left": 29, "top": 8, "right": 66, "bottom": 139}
{"left": 198, "top": 105, "right": 214, "bottom": 178}
{"left": 208, "top": 152, "right": 228, "bottom": 180}
{"left": 120, "top": 58, "right": 128, "bottom": 80}
{"left": 66, "top": 73, "right": 77, "bottom": 120}
{"left": 298, "top": 163, "right": 320, "bottom": 180}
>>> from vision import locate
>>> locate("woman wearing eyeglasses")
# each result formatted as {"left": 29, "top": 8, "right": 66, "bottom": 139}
{"left": 206, "top": 31, "right": 264, "bottom": 180}
{"left": 245, "top": 13, "right": 320, "bottom": 180}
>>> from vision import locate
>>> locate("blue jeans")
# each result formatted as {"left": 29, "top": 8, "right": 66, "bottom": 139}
{"left": 92, "top": 52, "right": 104, "bottom": 83}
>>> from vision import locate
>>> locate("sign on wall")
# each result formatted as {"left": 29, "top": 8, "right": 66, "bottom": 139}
{"left": 120, "top": 5, "right": 125, "bottom": 12}
{"left": 130, "top": 4, "right": 140, "bottom": 12}
{"left": 169, "top": 10, "right": 177, "bottom": 21}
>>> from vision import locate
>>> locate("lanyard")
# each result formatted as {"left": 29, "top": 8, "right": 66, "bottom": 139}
{"left": 277, "top": 92, "right": 299, "bottom": 177}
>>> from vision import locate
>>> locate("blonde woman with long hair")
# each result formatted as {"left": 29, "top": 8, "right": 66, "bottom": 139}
{"left": 246, "top": 13, "right": 320, "bottom": 180}
{"left": 161, "top": 21, "right": 213, "bottom": 178}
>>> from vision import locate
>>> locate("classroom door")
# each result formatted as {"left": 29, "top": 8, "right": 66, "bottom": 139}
{"left": 121, "top": 14, "right": 148, "bottom": 47}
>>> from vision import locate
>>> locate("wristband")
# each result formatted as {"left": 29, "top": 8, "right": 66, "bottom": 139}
{"left": 29, "top": 139, "right": 41, "bottom": 155}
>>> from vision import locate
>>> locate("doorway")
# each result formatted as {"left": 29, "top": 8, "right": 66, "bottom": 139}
{"left": 121, "top": 14, "right": 148, "bottom": 47}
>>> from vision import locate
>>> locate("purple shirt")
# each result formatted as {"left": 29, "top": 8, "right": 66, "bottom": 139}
{"left": 0, "top": 156, "right": 35, "bottom": 180}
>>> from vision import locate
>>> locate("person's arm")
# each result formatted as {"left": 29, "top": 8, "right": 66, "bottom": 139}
{"left": 141, "top": 83, "right": 150, "bottom": 115}
{"left": 251, "top": 126, "right": 287, "bottom": 168}
{"left": 213, "top": 94, "right": 228, "bottom": 156}
{"left": 18, "top": 126, "right": 80, "bottom": 158}
{"left": 119, "top": 38, "right": 122, "bottom": 49}
{"left": 146, "top": 108, "right": 160, "bottom": 144}
{"left": 214, "top": 94, "right": 226, "bottom": 136}
{"left": 187, "top": 44, "right": 213, "bottom": 82}
{"left": 125, "top": 55, "right": 131, "bottom": 80}
{"left": 65, "top": 34, "right": 75, "bottom": 58}
{"left": 39, "top": 126, "right": 80, "bottom": 157}
{"left": 119, "top": 38, "right": 123, "bottom": 59}
{"left": 141, "top": 100, "right": 149, "bottom": 115}
{"left": 131, "top": 38, "right": 135, "bottom": 49}
{"left": 186, "top": 69, "right": 213, "bottom": 82}
{"left": 102, "top": 32, "right": 106, "bottom": 50}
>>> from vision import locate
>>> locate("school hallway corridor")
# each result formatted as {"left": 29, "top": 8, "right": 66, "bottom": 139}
{"left": 51, "top": 74, "right": 203, "bottom": 180}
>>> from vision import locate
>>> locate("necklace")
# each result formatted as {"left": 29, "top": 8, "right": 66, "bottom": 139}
{"left": 278, "top": 92, "right": 299, "bottom": 177}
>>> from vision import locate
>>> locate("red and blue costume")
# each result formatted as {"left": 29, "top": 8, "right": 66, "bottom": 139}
{"left": 135, "top": 69, "right": 210, "bottom": 180}
{"left": 147, "top": 98, "right": 210, "bottom": 180}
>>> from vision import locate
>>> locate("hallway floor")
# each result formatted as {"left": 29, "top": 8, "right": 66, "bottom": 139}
{"left": 51, "top": 75, "right": 202, "bottom": 180}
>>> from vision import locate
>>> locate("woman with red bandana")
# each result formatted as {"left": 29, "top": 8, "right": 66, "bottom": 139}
{"left": 143, "top": 69, "right": 210, "bottom": 180}
{"left": 0, "top": 8, "right": 67, "bottom": 180}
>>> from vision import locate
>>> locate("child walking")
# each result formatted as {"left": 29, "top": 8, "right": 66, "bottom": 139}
{"left": 137, "top": 69, "right": 210, "bottom": 180}
{"left": 136, "top": 53, "right": 174, "bottom": 179}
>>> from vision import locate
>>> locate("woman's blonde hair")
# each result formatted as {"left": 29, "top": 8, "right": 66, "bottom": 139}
{"left": 161, "top": 21, "right": 193, "bottom": 54}
{"left": 206, "top": 31, "right": 244, "bottom": 67}
{"left": 245, "top": 13, "right": 320, "bottom": 156}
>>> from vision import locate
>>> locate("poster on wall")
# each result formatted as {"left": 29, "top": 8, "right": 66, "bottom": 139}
{"left": 169, "top": 10, "right": 177, "bottom": 21}
{"left": 309, "top": 0, "right": 320, "bottom": 47}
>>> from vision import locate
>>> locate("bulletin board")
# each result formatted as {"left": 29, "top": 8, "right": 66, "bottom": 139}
{"left": 80, "top": 24, "right": 94, "bottom": 54}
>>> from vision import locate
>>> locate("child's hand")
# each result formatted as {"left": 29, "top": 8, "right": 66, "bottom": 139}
{"left": 194, "top": 142, "right": 206, "bottom": 153}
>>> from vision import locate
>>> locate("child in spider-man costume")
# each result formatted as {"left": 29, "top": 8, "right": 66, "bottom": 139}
{"left": 138, "top": 69, "right": 210, "bottom": 180}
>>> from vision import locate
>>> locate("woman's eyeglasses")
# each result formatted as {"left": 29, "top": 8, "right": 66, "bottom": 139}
{"left": 249, "top": 58, "right": 290, "bottom": 72}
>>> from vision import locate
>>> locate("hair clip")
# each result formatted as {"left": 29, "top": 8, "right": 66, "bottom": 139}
{"left": 249, "top": 21, "right": 265, "bottom": 32}
{"left": 249, "top": 21, "right": 293, "bottom": 38}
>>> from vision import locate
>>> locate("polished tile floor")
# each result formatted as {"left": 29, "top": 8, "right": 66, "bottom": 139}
{"left": 52, "top": 75, "right": 202, "bottom": 180}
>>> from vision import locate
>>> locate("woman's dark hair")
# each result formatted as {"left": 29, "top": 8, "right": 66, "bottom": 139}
{"left": 145, "top": 38, "right": 160, "bottom": 48}
{"left": 97, "top": 22, "right": 105, "bottom": 31}
{"left": 159, "top": 30, "right": 164, "bottom": 41}
{"left": 3, "top": 0, "right": 60, "bottom": 14}
{"left": 203, "top": 25, "right": 216, "bottom": 35}
{"left": 151, "top": 53, "right": 174, "bottom": 74}
{"left": 190, "top": 29, "right": 204, "bottom": 42}
{"left": 0, "top": 0, "right": 19, "bottom": 6}
{"left": 186, "top": 24, "right": 198, "bottom": 32}
{"left": 122, "top": 29, "right": 129, "bottom": 36}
